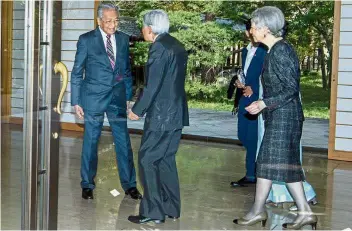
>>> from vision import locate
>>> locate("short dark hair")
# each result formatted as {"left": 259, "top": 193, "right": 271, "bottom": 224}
{"left": 245, "top": 19, "right": 251, "bottom": 31}
{"left": 282, "top": 20, "right": 289, "bottom": 38}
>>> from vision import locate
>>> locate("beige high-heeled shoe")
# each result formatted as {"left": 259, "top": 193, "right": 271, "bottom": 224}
{"left": 289, "top": 197, "right": 318, "bottom": 211}
{"left": 233, "top": 211, "right": 268, "bottom": 227}
{"left": 282, "top": 215, "right": 318, "bottom": 230}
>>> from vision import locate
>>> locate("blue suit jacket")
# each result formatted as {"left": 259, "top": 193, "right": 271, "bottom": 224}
{"left": 238, "top": 44, "right": 267, "bottom": 115}
{"left": 71, "top": 27, "right": 133, "bottom": 112}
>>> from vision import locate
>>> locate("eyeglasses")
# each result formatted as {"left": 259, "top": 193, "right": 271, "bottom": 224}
{"left": 101, "top": 19, "right": 119, "bottom": 25}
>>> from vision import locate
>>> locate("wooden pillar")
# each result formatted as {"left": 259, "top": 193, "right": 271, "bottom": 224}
{"left": 1, "top": 1, "right": 13, "bottom": 122}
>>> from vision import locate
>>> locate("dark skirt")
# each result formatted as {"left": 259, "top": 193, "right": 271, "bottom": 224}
{"left": 256, "top": 119, "right": 305, "bottom": 183}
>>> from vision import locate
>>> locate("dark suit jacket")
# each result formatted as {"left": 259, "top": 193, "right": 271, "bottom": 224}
{"left": 71, "top": 27, "right": 133, "bottom": 112}
{"left": 238, "top": 44, "right": 267, "bottom": 116}
{"left": 132, "top": 33, "right": 189, "bottom": 131}
{"left": 262, "top": 40, "right": 304, "bottom": 122}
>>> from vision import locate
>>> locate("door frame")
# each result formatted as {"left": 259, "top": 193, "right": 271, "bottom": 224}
{"left": 21, "top": 0, "right": 63, "bottom": 229}
{"left": 1, "top": 0, "right": 13, "bottom": 123}
{"left": 328, "top": 0, "right": 352, "bottom": 161}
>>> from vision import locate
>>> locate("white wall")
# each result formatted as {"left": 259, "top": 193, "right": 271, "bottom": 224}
{"left": 60, "top": 0, "right": 95, "bottom": 124}
{"left": 335, "top": 1, "right": 352, "bottom": 151}
{"left": 10, "top": 1, "right": 96, "bottom": 124}
{"left": 11, "top": 1, "right": 25, "bottom": 117}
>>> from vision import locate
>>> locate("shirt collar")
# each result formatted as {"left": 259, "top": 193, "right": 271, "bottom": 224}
{"left": 99, "top": 26, "right": 114, "bottom": 38}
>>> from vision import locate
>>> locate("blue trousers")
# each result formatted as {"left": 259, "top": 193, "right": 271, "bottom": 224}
{"left": 80, "top": 93, "right": 136, "bottom": 191}
{"left": 238, "top": 111, "right": 258, "bottom": 179}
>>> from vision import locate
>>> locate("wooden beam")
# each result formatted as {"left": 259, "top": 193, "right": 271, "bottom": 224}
{"left": 328, "top": 0, "right": 341, "bottom": 160}
{"left": 328, "top": 150, "right": 352, "bottom": 162}
{"left": 94, "top": 0, "right": 100, "bottom": 28}
{"left": 1, "top": 1, "right": 13, "bottom": 122}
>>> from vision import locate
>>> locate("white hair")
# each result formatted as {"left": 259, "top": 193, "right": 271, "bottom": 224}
{"left": 143, "top": 10, "right": 169, "bottom": 35}
{"left": 251, "top": 6, "right": 285, "bottom": 37}
{"left": 97, "top": 3, "right": 119, "bottom": 19}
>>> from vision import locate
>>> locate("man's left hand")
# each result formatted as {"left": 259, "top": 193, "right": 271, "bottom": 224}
{"left": 128, "top": 110, "right": 139, "bottom": 121}
{"left": 243, "top": 86, "right": 253, "bottom": 97}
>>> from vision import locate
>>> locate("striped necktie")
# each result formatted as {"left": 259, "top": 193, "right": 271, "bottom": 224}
{"left": 106, "top": 35, "right": 115, "bottom": 69}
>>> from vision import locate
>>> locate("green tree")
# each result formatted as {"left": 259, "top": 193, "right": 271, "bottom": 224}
{"left": 128, "top": 7, "right": 241, "bottom": 84}
{"left": 221, "top": 1, "right": 334, "bottom": 89}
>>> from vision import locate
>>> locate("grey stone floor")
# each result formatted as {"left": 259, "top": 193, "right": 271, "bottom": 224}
{"left": 2, "top": 124, "right": 351, "bottom": 230}
{"left": 128, "top": 108, "right": 329, "bottom": 150}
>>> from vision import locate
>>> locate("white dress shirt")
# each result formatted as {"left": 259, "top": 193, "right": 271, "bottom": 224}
{"left": 99, "top": 27, "right": 117, "bottom": 61}
{"left": 243, "top": 43, "right": 258, "bottom": 76}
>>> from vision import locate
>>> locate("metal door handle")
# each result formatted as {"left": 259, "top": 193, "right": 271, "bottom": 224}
{"left": 39, "top": 64, "right": 43, "bottom": 95}
{"left": 53, "top": 62, "right": 68, "bottom": 114}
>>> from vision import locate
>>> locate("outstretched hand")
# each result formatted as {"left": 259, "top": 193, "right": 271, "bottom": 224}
{"left": 128, "top": 110, "right": 139, "bottom": 121}
{"left": 74, "top": 105, "right": 84, "bottom": 119}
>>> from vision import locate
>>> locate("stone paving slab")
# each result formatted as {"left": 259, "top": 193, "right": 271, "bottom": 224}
{"left": 127, "top": 108, "right": 329, "bottom": 150}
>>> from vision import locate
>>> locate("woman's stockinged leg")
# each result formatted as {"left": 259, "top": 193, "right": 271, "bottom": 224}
{"left": 286, "top": 182, "right": 312, "bottom": 217}
{"left": 243, "top": 178, "right": 272, "bottom": 220}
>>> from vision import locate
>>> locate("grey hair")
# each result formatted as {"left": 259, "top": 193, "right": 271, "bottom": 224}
{"left": 251, "top": 6, "right": 285, "bottom": 37}
{"left": 97, "top": 3, "right": 119, "bottom": 19}
{"left": 143, "top": 10, "right": 169, "bottom": 35}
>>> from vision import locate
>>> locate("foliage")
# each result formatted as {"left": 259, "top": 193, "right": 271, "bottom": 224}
{"left": 186, "top": 73, "right": 330, "bottom": 119}
{"left": 300, "top": 74, "right": 330, "bottom": 119}
{"left": 169, "top": 12, "right": 239, "bottom": 83}
{"left": 130, "top": 42, "right": 149, "bottom": 65}
{"left": 113, "top": 0, "right": 334, "bottom": 90}
{"left": 128, "top": 9, "right": 242, "bottom": 83}
{"left": 185, "top": 80, "right": 230, "bottom": 104}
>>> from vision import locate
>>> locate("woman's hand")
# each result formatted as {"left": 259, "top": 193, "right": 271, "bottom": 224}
{"left": 245, "top": 100, "right": 266, "bottom": 115}
{"left": 243, "top": 86, "right": 253, "bottom": 97}
{"left": 235, "top": 79, "right": 245, "bottom": 89}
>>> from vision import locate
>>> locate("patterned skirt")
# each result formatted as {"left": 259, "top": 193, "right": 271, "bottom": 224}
{"left": 256, "top": 118, "right": 305, "bottom": 183}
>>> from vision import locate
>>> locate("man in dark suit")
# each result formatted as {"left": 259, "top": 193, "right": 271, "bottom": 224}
{"left": 71, "top": 3, "right": 141, "bottom": 200}
{"left": 230, "top": 19, "right": 267, "bottom": 187}
{"left": 127, "top": 10, "right": 189, "bottom": 224}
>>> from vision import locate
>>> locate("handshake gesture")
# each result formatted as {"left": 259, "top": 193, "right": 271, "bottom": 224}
{"left": 128, "top": 110, "right": 139, "bottom": 121}
{"left": 127, "top": 101, "right": 139, "bottom": 121}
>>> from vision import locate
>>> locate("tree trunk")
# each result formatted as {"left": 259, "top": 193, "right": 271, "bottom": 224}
{"left": 318, "top": 46, "right": 327, "bottom": 89}
{"left": 327, "top": 54, "right": 332, "bottom": 89}
{"left": 307, "top": 56, "right": 311, "bottom": 72}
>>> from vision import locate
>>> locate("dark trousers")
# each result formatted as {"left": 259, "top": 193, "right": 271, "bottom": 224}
{"left": 80, "top": 94, "right": 136, "bottom": 191}
{"left": 238, "top": 111, "right": 258, "bottom": 179}
{"left": 138, "top": 129, "right": 182, "bottom": 220}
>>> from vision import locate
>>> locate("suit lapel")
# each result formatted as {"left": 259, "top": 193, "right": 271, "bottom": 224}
{"left": 114, "top": 31, "right": 121, "bottom": 71}
{"left": 246, "top": 46, "right": 266, "bottom": 79}
{"left": 246, "top": 49, "right": 257, "bottom": 73}
{"left": 246, "top": 46, "right": 264, "bottom": 75}
{"left": 94, "top": 27, "right": 113, "bottom": 71}
{"left": 242, "top": 48, "right": 248, "bottom": 70}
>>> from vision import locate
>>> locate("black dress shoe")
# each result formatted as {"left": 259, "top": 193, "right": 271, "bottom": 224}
{"left": 167, "top": 215, "right": 179, "bottom": 220}
{"left": 230, "top": 177, "right": 256, "bottom": 187}
{"left": 82, "top": 188, "right": 93, "bottom": 199}
{"left": 125, "top": 187, "right": 142, "bottom": 200}
{"left": 128, "top": 215, "right": 165, "bottom": 224}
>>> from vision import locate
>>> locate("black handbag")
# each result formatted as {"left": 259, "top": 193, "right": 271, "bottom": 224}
{"left": 227, "top": 75, "right": 242, "bottom": 115}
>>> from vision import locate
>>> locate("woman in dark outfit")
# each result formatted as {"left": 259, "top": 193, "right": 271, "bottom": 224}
{"left": 233, "top": 6, "right": 318, "bottom": 230}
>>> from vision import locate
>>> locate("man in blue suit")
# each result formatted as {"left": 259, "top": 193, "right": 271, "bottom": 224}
{"left": 71, "top": 3, "right": 141, "bottom": 200}
{"left": 230, "top": 19, "right": 267, "bottom": 187}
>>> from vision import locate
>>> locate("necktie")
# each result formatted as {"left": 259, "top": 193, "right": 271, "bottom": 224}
{"left": 106, "top": 35, "right": 115, "bottom": 69}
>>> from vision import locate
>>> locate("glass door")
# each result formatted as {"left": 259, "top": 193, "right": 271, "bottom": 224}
{"left": 22, "top": 0, "right": 66, "bottom": 229}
